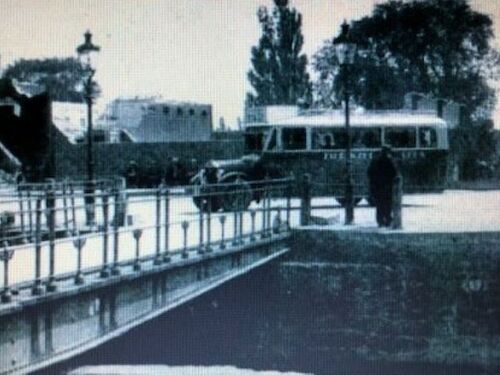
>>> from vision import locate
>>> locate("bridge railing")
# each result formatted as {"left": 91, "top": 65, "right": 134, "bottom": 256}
{"left": 0, "top": 177, "right": 293, "bottom": 304}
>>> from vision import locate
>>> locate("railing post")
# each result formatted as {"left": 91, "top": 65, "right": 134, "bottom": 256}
{"left": 273, "top": 207, "right": 282, "bottom": 234}
{"left": 27, "top": 189, "right": 33, "bottom": 240}
{"left": 219, "top": 215, "right": 226, "bottom": 250}
{"left": 250, "top": 209, "right": 256, "bottom": 242}
{"left": 286, "top": 178, "right": 292, "bottom": 229}
{"left": 198, "top": 194, "right": 205, "bottom": 255}
{"left": 261, "top": 186, "right": 267, "bottom": 238}
{"left": 300, "top": 174, "right": 311, "bottom": 226}
{"left": 31, "top": 198, "right": 43, "bottom": 295}
{"left": 84, "top": 177, "right": 96, "bottom": 228}
{"left": 232, "top": 209, "right": 239, "bottom": 246}
{"left": 133, "top": 228, "right": 143, "bottom": 271}
{"left": 17, "top": 188, "right": 26, "bottom": 241}
{"left": 113, "top": 177, "right": 126, "bottom": 228}
{"left": 181, "top": 221, "right": 189, "bottom": 259}
{"left": 266, "top": 184, "right": 272, "bottom": 237}
{"left": 100, "top": 190, "right": 110, "bottom": 278}
{"left": 69, "top": 182, "right": 77, "bottom": 233}
{"left": 206, "top": 195, "right": 212, "bottom": 253}
{"left": 163, "top": 188, "right": 171, "bottom": 263}
{"left": 73, "top": 233, "right": 86, "bottom": 285}
{"left": 1, "top": 242, "right": 14, "bottom": 303}
{"left": 154, "top": 185, "right": 162, "bottom": 265}
{"left": 392, "top": 175, "right": 403, "bottom": 229}
{"left": 238, "top": 210, "right": 244, "bottom": 245}
{"left": 45, "top": 180, "right": 57, "bottom": 292}
{"left": 62, "top": 179, "right": 69, "bottom": 235}
{"left": 111, "top": 188, "right": 121, "bottom": 276}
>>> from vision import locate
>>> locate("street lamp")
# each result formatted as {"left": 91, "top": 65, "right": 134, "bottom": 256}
{"left": 77, "top": 30, "right": 100, "bottom": 226}
{"left": 333, "top": 20, "right": 357, "bottom": 225}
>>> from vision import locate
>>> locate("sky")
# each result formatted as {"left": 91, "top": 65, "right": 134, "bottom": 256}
{"left": 0, "top": 0, "right": 499, "bottom": 128}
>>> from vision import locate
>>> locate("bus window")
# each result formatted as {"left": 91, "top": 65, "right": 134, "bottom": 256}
{"left": 312, "top": 129, "right": 335, "bottom": 149}
{"left": 419, "top": 127, "right": 437, "bottom": 148}
{"left": 352, "top": 128, "right": 381, "bottom": 148}
{"left": 282, "top": 128, "right": 306, "bottom": 150}
{"left": 312, "top": 129, "right": 347, "bottom": 150}
{"left": 384, "top": 127, "right": 416, "bottom": 148}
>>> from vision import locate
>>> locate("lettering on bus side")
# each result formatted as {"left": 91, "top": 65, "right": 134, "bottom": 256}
{"left": 323, "top": 151, "right": 374, "bottom": 160}
{"left": 323, "top": 150, "right": 427, "bottom": 160}
{"left": 399, "top": 151, "right": 426, "bottom": 159}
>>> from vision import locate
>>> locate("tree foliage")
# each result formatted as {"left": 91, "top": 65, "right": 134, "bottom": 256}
{"left": 247, "top": 0, "right": 312, "bottom": 107}
{"left": 2, "top": 57, "right": 96, "bottom": 102}
{"left": 313, "top": 0, "right": 500, "bottom": 117}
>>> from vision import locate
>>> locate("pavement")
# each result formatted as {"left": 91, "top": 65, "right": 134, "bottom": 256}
{"left": 309, "top": 189, "right": 500, "bottom": 233}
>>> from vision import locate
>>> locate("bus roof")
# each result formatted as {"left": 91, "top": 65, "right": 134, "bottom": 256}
{"left": 246, "top": 110, "right": 448, "bottom": 129}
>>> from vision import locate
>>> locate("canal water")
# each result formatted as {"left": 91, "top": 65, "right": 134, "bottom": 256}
{"left": 40, "top": 259, "right": 498, "bottom": 375}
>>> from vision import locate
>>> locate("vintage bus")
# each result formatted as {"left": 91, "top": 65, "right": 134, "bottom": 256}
{"left": 192, "top": 109, "right": 449, "bottom": 210}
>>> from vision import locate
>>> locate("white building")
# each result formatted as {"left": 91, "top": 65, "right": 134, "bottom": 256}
{"left": 98, "top": 97, "right": 213, "bottom": 143}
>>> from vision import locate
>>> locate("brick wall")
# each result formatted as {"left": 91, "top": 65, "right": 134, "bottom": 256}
{"left": 53, "top": 139, "right": 245, "bottom": 180}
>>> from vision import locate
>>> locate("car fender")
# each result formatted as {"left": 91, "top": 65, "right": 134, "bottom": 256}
{"left": 219, "top": 171, "right": 248, "bottom": 183}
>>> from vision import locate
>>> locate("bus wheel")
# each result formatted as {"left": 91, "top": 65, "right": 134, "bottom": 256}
{"left": 221, "top": 177, "right": 252, "bottom": 212}
{"left": 336, "top": 197, "right": 362, "bottom": 207}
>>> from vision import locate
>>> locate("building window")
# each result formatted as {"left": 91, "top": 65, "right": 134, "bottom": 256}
{"left": 163, "top": 106, "right": 170, "bottom": 115}
{"left": 189, "top": 108, "right": 195, "bottom": 116}
{"left": 177, "top": 108, "right": 183, "bottom": 116}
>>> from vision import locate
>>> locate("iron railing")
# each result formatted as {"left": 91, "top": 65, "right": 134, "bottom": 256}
{"left": 0, "top": 177, "right": 293, "bottom": 304}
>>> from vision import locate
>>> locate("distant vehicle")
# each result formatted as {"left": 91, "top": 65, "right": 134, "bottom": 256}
{"left": 191, "top": 108, "right": 449, "bottom": 211}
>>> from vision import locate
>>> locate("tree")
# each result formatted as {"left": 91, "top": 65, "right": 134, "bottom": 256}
{"left": 313, "top": 0, "right": 499, "bottom": 117}
{"left": 246, "top": 0, "right": 312, "bottom": 107}
{"left": 2, "top": 57, "right": 95, "bottom": 102}
{"left": 313, "top": 0, "right": 500, "bottom": 180}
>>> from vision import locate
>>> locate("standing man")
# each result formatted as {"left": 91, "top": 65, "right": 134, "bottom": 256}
{"left": 368, "top": 145, "right": 398, "bottom": 227}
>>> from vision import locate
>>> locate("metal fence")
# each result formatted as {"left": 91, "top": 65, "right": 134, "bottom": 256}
{"left": 0, "top": 177, "right": 293, "bottom": 304}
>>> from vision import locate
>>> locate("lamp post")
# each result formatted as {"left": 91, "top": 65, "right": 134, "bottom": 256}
{"left": 77, "top": 31, "right": 100, "bottom": 227}
{"left": 333, "top": 21, "right": 357, "bottom": 225}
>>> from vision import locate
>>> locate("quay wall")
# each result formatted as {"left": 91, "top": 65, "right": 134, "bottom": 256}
{"left": 281, "top": 229, "right": 500, "bottom": 367}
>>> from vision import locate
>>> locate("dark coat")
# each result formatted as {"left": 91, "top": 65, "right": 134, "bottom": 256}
{"left": 368, "top": 153, "right": 398, "bottom": 200}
